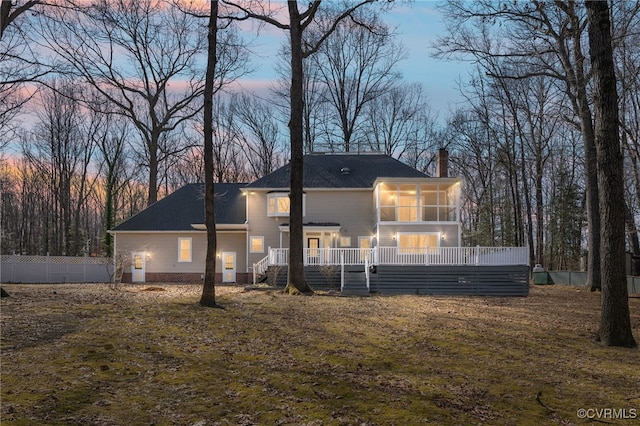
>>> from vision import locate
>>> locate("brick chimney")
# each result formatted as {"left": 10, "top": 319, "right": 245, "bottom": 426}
{"left": 436, "top": 148, "right": 449, "bottom": 178}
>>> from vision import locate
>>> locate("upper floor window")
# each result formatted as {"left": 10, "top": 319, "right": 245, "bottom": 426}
{"left": 267, "top": 192, "right": 305, "bottom": 217}
{"left": 267, "top": 193, "right": 290, "bottom": 216}
{"left": 379, "top": 183, "right": 457, "bottom": 222}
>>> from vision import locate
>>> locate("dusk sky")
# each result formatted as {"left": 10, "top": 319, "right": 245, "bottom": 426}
{"left": 234, "top": 1, "right": 472, "bottom": 120}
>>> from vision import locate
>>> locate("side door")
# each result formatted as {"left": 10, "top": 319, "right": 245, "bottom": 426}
{"left": 222, "top": 252, "right": 236, "bottom": 283}
{"left": 131, "top": 252, "right": 146, "bottom": 283}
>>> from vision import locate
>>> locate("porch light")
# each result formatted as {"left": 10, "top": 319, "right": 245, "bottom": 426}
{"left": 441, "top": 234, "right": 446, "bottom": 241}
{"left": 392, "top": 233, "right": 397, "bottom": 241}
{"left": 146, "top": 252, "right": 152, "bottom": 261}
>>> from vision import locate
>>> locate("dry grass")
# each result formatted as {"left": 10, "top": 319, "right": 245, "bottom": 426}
{"left": 1, "top": 283, "right": 638, "bottom": 425}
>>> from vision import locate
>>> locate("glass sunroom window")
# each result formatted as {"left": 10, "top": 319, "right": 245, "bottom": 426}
{"left": 398, "top": 184, "right": 418, "bottom": 222}
{"left": 379, "top": 183, "right": 397, "bottom": 221}
{"left": 379, "top": 182, "right": 458, "bottom": 223}
{"left": 420, "top": 184, "right": 457, "bottom": 222}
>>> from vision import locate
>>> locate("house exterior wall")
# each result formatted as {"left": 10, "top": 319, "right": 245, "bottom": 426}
{"left": 245, "top": 191, "right": 286, "bottom": 268}
{"left": 377, "top": 223, "right": 461, "bottom": 247}
{"left": 114, "top": 231, "right": 249, "bottom": 283}
{"left": 115, "top": 232, "right": 206, "bottom": 273}
{"left": 305, "top": 190, "right": 375, "bottom": 243}
{"left": 245, "top": 189, "right": 374, "bottom": 269}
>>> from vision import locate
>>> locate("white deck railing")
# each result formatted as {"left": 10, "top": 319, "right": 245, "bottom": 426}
{"left": 267, "top": 248, "right": 374, "bottom": 266}
{"left": 252, "top": 255, "right": 270, "bottom": 284}
{"left": 265, "top": 247, "right": 529, "bottom": 267}
{"left": 252, "top": 246, "right": 529, "bottom": 284}
{"left": 375, "top": 246, "right": 529, "bottom": 266}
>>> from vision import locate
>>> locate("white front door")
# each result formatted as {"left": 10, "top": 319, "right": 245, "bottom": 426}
{"left": 132, "top": 252, "right": 146, "bottom": 283}
{"left": 222, "top": 252, "right": 236, "bottom": 283}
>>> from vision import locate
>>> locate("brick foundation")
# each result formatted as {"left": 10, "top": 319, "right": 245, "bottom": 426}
{"left": 121, "top": 272, "right": 250, "bottom": 284}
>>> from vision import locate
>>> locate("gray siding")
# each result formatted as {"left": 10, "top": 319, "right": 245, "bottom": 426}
{"left": 264, "top": 265, "right": 363, "bottom": 291}
{"left": 115, "top": 231, "right": 246, "bottom": 274}
{"left": 266, "top": 265, "right": 529, "bottom": 296}
{"left": 306, "top": 190, "right": 375, "bottom": 244}
{"left": 246, "top": 189, "right": 373, "bottom": 270}
{"left": 370, "top": 265, "right": 529, "bottom": 296}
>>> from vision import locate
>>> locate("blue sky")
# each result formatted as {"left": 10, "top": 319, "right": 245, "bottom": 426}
{"left": 234, "top": 1, "right": 473, "bottom": 120}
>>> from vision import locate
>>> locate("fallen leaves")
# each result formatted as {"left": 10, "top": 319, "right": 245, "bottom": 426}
{"left": 1, "top": 283, "right": 638, "bottom": 425}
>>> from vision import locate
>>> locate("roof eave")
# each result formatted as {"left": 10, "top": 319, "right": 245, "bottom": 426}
{"left": 373, "top": 176, "right": 462, "bottom": 186}
{"left": 191, "top": 223, "right": 248, "bottom": 230}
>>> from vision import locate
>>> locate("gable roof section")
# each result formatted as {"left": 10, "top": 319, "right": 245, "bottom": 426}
{"left": 111, "top": 183, "right": 246, "bottom": 232}
{"left": 246, "top": 154, "right": 427, "bottom": 189}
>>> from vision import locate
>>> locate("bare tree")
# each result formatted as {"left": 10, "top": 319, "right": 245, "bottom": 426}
{"left": 309, "top": 8, "right": 403, "bottom": 152}
{"left": 585, "top": 0, "right": 636, "bottom": 347}
{"left": 1, "top": 0, "right": 42, "bottom": 40}
{"left": 223, "top": 0, "right": 382, "bottom": 294}
{"left": 23, "top": 80, "right": 96, "bottom": 255}
{"left": 434, "top": 0, "right": 602, "bottom": 290}
{"left": 200, "top": 0, "right": 219, "bottom": 308}
{"left": 232, "top": 93, "right": 283, "bottom": 179}
{"left": 90, "top": 110, "right": 131, "bottom": 256}
{"left": 614, "top": 2, "right": 640, "bottom": 276}
{"left": 35, "top": 0, "right": 247, "bottom": 206}
{"left": 363, "top": 82, "right": 430, "bottom": 158}
{"left": 0, "top": 0, "right": 49, "bottom": 146}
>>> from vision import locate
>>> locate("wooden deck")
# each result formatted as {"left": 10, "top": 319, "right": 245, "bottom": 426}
{"left": 254, "top": 247, "right": 530, "bottom": 296}
{"left": 259, "top": 264, "right": 530, "bottom": 297}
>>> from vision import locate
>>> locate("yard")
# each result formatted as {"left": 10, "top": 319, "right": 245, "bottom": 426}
{"left": 1, "top": 283, "right": 638, "bottom": 425}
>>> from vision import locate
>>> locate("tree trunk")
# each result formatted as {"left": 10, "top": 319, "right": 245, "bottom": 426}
{"left": 625, "top": 201, "right": 640, "bottom": 276}
{"left": 586, "top": 0, "right": 636, "bottom": 347}
{"left": 566, "top": 14, "right": 602, "bottom": 291}
{"left": 582, "top": 112, "right": 601, "bottom": 292}
{"left": 199, "top": 0, "right": 219, "bottom": 308}
{"left": 102, "top": 168, "right": 115, "bottom": 256}
{"left": 284, "top": 1, "right": 312, "bottom": 294}
{"left": 147, "top": 135, "right": 159, "bottom": 206}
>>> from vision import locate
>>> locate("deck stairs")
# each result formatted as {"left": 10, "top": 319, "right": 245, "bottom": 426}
{"left": 341, "top": 269, "right": 370, "bottom": 296}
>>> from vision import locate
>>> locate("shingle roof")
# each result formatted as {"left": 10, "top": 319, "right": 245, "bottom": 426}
{"left": 111, "top": 183, "right": 246, "bottom": 231}
{"left": 246, "top": 154, "right": 427, "bottom": 189}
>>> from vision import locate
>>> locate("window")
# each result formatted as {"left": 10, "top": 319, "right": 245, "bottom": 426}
{"left": 340, "top": 236, "right": 351, "bottom": 247}
{"left": 379, "top": 183, "right": 397, "bottom": 221}
{"left": 250, "top": 236, "right": 264, "bottom": 253}
{"left": 378, "top": 183, "right": 458, "bottom": 223}
{"left": 267, "top": 193, "right": 306, "bottom": 217}
{"left": 398, "top": 233, "right": 439, "bottom": 254}
{"left": 224, "top": 253, "right": 234, "bottom": 270}
{"left": 398, "top": 184, "right": 418, "bottom": 222}
{"left": 133, "top": 254, "right": 143, "bottom": 269}
{"left": 178, "top": 237, "right": 192, "bottom": 262}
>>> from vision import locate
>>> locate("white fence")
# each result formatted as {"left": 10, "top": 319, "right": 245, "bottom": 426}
{"left": 1, "top": 255, "right": 114, "bottom": 283}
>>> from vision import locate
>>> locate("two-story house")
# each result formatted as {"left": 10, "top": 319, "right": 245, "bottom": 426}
{"left": 110, "top": 152, "right": 529, "bottom": 295}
